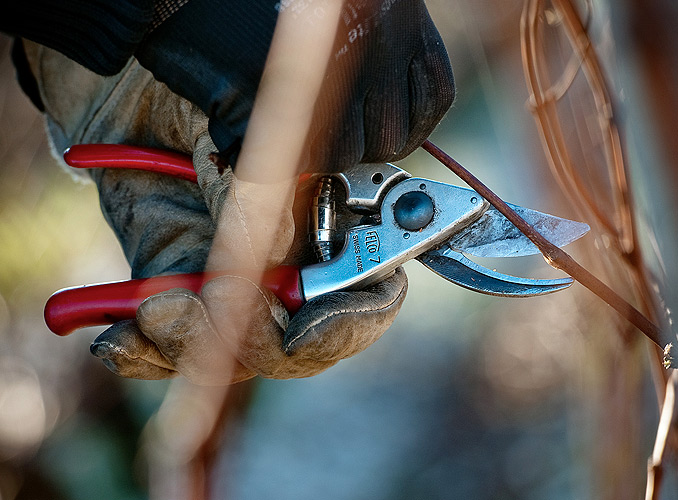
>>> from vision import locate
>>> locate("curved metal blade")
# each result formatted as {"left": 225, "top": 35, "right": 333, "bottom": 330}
{"left": 418, "top": 249, "right": 573, "bottom": 297}
{"left": 446, "top": 203, "right": 590, "bottom": 258}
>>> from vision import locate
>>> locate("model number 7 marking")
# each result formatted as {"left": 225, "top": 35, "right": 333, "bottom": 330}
{"left": 365, "top": 230, "right": 381, "bottom": 263}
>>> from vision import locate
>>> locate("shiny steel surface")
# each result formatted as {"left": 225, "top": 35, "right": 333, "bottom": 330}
{"left": 309, "top": 177, "right": 336, "bottom": 262}
{"left": 335, "top": 163, "right": 410, "bottom": 213}
{"left": 445, "top": 203, "right": 590, "bottom": 258}
{"left": 300, "top": 164, "right": 589, "bottom": 300}
{"left": 419, "top": 248, "right": 573, "bottom": 297}
{"left": 300, "top": 178, "right": 488, "bottom": 300}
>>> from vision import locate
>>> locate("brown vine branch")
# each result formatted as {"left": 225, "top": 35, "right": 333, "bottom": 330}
{"left": 521, "top": 0, "right": 673, "bottom": 395}
{"left": 422, "top": 139, "right": 668, "bottom": 357}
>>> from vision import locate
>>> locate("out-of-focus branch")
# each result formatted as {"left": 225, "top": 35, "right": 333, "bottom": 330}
{"left": 516, "top": 0, "right": 678, "bottom": 493}
{"left": 521, "top": 0, "right": 635, "bottom": 257}
{"left": 627, "top": 0, "right": 678, "bottom": 195}
{"left": 645, "top": 370, "right": 678, "bottom": 500}
{"left": 517, "top": 0, "right": 676, "bottom": 357}
{"left": 188, "top": 381, "right": 255, "bottom": 500}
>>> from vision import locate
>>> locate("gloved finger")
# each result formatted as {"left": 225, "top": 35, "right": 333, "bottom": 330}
{"left": 136, "top": 287, "right": 256, "bottom": 386}
{"left": 362, "top": 72, "right": 410, "bottom": 163}
{"left": 199, "top": 276, "right": 292, "bottom": 378}
{"left": 91, "top": 266, "right": 407, "bottom": 383}
{"left": 193, "top": 132, "right": 297, "bottom": 269}
{"left": 201, "top": 276, "right": 348, "bottom": 380}
{"left": 90, "top": 319, "right": 178, "bottom": 380}
{"left": 212, "top": 176, "right": 297, "bottom": 269}
{"left": 127, "top": 267, "right": 406, "bottom": 382}
{"left": 311, "top": 99, "right": 367, "bottom": 174}
{"left": 283, "top": 266, "right": 408, "bottom": 360}
{"left": 402, "top": 18, "right": 455, "bottom": 157}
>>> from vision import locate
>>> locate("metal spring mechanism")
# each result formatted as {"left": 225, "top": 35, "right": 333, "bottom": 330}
{"left": 309, "top": 176, "right": 336, "bottom": 262}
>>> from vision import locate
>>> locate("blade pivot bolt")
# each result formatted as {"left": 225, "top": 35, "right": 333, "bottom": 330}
{"left": 393, "top": 191, "right": 435, "bottom": 231}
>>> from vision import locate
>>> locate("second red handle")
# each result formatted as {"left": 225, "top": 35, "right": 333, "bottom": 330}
{"left": 44, "top": 266, "right": 304, "bottom": 336}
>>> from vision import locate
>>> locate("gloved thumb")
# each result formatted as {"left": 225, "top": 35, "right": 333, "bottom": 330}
{"left": 192, "top": 132, "right": 297, "bottom": 270}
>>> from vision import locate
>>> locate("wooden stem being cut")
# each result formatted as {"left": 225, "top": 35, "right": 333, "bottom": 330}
{"left": 422, "top": 139, "right": 666, "bottom": 353}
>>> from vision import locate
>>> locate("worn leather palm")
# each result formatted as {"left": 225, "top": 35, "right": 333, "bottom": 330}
{"left": 23, "top": 42, "right": 407, "bottom": 385}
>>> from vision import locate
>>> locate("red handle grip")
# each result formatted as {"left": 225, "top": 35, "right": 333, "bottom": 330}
{"left": 54, "top": 144, "right": 310, "bottom": 336}
{"left": 64, "top": 144, "right": 198, "bottom": 183}
{"left": 45, "top": 266, "right": 303, "bottom": 336}
{"left": 63, "top": 143, "right": 316, "bottom": 185}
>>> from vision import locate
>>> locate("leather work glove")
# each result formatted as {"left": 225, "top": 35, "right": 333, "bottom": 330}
{"left": 23, "top": 42, "right": 408, "bottom": 384}
{"left": 136, "top": 0, "right": 455, "bottom": 172}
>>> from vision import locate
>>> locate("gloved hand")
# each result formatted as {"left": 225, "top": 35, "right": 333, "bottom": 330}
{"left": 23, "top": 42, "right": 408, "bottom": 384}
{"left": 135, "top": 0, "right": 455, "bottom": 172}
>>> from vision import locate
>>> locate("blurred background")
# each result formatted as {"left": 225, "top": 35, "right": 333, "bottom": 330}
{"left": 1, "top": 0, "right": 677, "bottom": 498}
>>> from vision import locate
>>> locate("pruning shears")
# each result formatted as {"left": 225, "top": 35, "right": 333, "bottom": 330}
{"left": 44, "top": 144, "right": 589, "bottom": 336}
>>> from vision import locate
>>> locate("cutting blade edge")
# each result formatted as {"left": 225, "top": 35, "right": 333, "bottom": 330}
{"left": 418, "top": 251, "right": 573, "bottom": 297}
{"left": 444, "top": 203, "right": 590, "bottom": 258}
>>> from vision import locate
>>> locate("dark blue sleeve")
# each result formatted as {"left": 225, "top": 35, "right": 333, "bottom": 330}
{"left": 2, "top": 0, "right": 155, "bottom": 76}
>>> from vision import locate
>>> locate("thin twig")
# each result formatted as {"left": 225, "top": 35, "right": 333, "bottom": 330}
{"left": 645, "top": 370, "right": 678, "bottom": 500}
{"left": 421, "top": 139, "right": 666, "bottom": 352}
